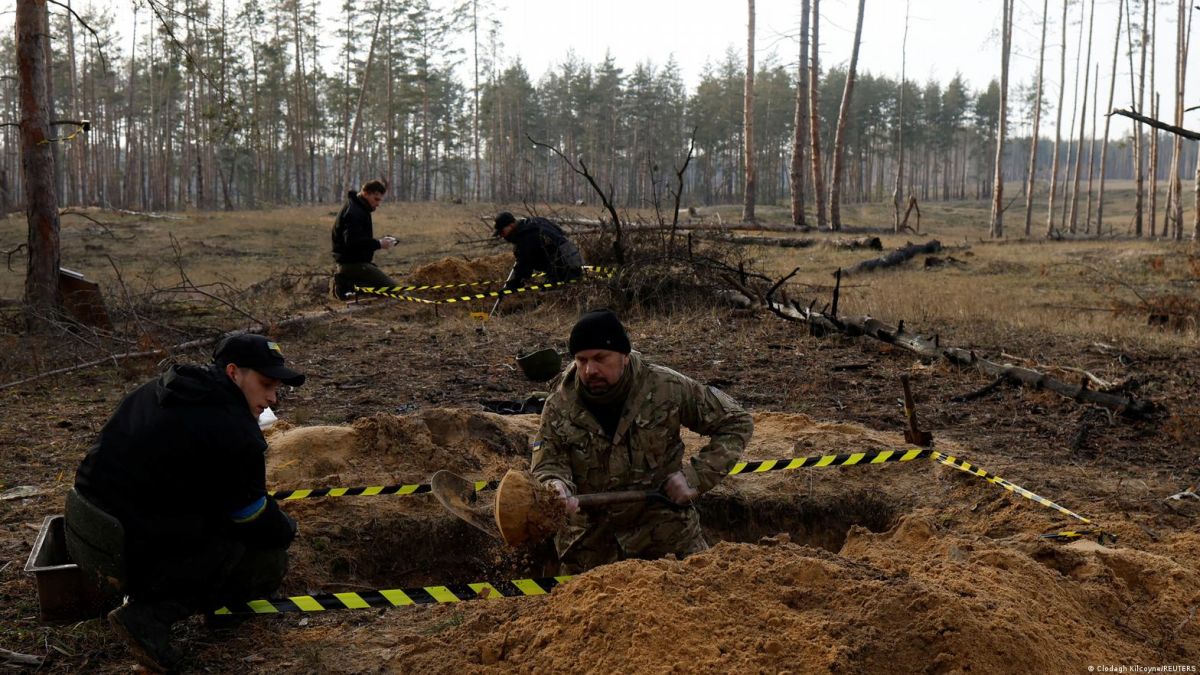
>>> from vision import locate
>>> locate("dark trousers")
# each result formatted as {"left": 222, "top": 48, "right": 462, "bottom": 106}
{"left": 333, "top": 262, "right": 398, "bottom": 298}
{"left": 127, "top": 535, "right": 288, "bottom": 616}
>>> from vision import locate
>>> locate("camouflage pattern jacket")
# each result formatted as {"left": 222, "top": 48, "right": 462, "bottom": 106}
{"left": 531, "top": 352, "right": 753, "bottom": 525}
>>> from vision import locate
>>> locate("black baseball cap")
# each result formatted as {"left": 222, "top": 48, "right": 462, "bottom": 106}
{"left": 493, "top": 211, "right": 516, "bottom": 236}
{"left": 213, "top": 334, "right": 306, "bottom": 386}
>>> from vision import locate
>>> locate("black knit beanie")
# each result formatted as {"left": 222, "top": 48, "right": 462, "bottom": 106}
{"left": 568, "top": 309, "right": 631, "bottom": 356}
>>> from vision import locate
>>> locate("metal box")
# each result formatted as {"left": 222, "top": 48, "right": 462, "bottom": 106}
{"left": 23, "top": 515, "right": 116, "bottom": 623}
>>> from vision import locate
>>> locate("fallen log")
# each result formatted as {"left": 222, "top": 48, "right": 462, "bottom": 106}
{"left": 764, "top": 269, "right": 1152, "bottom": 418}
{"left": 697, "top": 233, "right": 882, "bottom": 250}
{"left": 842, "top": 240, "right": 942, "bottom": 276}
{"left": 557, "top": 218, "right": 813, "bottom": 234}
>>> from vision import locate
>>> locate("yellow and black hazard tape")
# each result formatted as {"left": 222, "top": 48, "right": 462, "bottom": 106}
{"left": 269, "top": 480, "right": 498, "bottom": 501}
{"left": 213, "top": 575, "right": 572, "bottom": 615}
{"left": 268, "top": 447, "right": 1108, "bottom": 542}
{"left": 728, "top": 447, "right": 929, "bottom": 474}
{"left": 270, "top": 448, "right": 930, "bottom": 501}
{"left": 376, "top": 272, "right": 547, "bottom": 293}
{"left": 930, "top": 450, "right": 1115, "bottom": 544}
{"left": 356, "top": 266, "right": 616, "bottom": 305}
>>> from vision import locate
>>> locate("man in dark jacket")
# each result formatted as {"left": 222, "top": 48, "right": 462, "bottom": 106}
{"left": 72, "top": 334, "right": 306, "bottom": 672}
{"left": 331, "top": 178, "right": 397, "bottom": 298}
{"left": 494, "top": 212, "right": 584, "bottom": 291}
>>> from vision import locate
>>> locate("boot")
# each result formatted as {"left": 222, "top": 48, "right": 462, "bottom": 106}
{"left": 107, "top": 601, "right": 183, "bottom": 673}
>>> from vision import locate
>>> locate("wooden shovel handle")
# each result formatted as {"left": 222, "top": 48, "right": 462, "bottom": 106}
{"left": 576, "top": 490, "right": 662, "bottom": 509}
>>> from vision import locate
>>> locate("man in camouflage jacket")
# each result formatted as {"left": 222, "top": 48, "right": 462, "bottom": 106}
{"left": 531, "top": 309, "right": 753, "bottom": 573}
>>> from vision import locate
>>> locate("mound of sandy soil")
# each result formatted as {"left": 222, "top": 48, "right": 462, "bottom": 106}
{"left": 404, "top": 255, "right": 511, "bottom": 287}
{"left": 266, "top": 408, "right": 539, "bottom": 487}
{"left": 381, "top": 520, "right": 1198, "bottom": 672}
{"left": 250, "top": 408, "right": 1198, "bottom": 672}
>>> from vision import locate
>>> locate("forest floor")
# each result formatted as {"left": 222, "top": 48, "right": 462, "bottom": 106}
{"left": 1, "top": 194, "right": 1198, "bottom": 672}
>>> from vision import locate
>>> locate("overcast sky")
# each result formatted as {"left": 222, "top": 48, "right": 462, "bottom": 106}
{"left": 482, "top": 0, "right": 1198, "bottom": 135}
{"left": 17, "top": 0, "right": 1200, "bottom": 136}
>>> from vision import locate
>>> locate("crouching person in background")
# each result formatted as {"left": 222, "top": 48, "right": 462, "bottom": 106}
{"left": 70, "top": 334, "right": 306, "bottom": 672}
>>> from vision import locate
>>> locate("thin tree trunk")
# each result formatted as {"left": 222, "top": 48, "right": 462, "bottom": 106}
{"left": 1134, "top": 0, "right": 1149, "bottom": 235}
{"left": 742, "top": 0, "right": 757, "bottom": 222}
{"left": 892, "top": 2, "right": 909, "bottom": 232}
{"left": 830, "top": 0, "right": 866, "bottom": 232}
{"left": 1046, "top": 0, "right": 1068, "bottom": 237}
{"left": 789, "top": 0, "right": 811, "bottom": 227}
{"left": 1085, "top": 62, "right": 1099, "bottom": 232}
{"left": 1148, "top": 0, "right": 1157, "bottom": 236}
{"left": 1024, "top": 0, "right": 1049, "bottom": 236}
{"left": 17, "top": 0, "right": 63, "bottom": 329}
{"left": 1068, "top": 0, "right": 1095, "bottom": 234}
{"left": 990, "top": 0, "right": 1013, "bottom": 238}
{"left": 809, "top": 0, "right": 827, "bottom": 230}
{"left": 1097, "top": 0, "right": 1123, "bottom": 236}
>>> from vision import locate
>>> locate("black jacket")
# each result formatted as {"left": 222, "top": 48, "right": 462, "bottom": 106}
{"left": 504, "top": 217, "right": 584, "bottom": 290}
{"left": 75, "top": 364, "right": 295, "bottom": 551}
{"left": 331, "top": 191, "right": 381, "bottom": 264}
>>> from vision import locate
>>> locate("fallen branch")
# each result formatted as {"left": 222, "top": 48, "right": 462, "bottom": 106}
{"left": 842, "top": 240, "right": 942, "bottom": 276}
{"left": 696, "top": 232, "right": 882, "bottom": 250}
{"left": 0, "top": 648, "right": 43, "bottom": 667}
{"left": 1108, "top": 108, "right": 1200, "bottom": 141}
{"left": 763, "top": 284, "right": 1152, "bottom": 418}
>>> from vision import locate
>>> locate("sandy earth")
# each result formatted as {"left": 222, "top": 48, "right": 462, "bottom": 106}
{"left": 245, "top": 409, "right": 1199, "bottom": 673}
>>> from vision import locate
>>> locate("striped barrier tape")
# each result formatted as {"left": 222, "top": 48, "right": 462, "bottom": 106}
{"left": 268, "top": 447, "right": 1108, "bottom": 543}
{"left": 269, "top": 448, "right": 931, "bottom": 500}
{"left": 929, "top": 451, "right": 1090, "bottom": 523}
{"left": 214, "top": 575, "right": 573, "bottom": 616}
{"left": 929, "top": 450, "right": 1114, "bottom": 543}
{"left": 356, "top": 267, "right": 616, "bottom": 305}
{"left": 376, "top": 272, "right": 547, "bottom": 293}
{"left": 728, "top": 447, "right": 929, "bottom": 474}
{"left": 269, "top": 480, "right": 498, "bottom": 501}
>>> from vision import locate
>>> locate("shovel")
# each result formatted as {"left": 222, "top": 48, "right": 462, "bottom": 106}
{"left": 431, "top": 469, "right": 665, "bottom": 547}
{"left": 900, "top": 374, "right": 933, "bottom": 447}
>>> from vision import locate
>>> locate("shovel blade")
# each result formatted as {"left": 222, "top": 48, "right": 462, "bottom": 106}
{"left": 431, "top": 470, "right": 501, "bottom": 539}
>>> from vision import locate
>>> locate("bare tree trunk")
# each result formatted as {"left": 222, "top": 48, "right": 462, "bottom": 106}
{"left": 1046, "top": 0, "right": 1068, "bottom": 237}
{"left": 1068, "top": 0, "right": 1095, "bottom": 234}
{"left": 789, "top": 0, "right": 811, "bottom": 227}
{"left": 1168, "top": 0, "right": 1191, "bottom": 240}
{"left": 17, "top": 0, "right": 63, "bottom": 329}
{"left": 892, "top": 1, "right": 909, "bottom": 232}
{"left": 1148, "top": 0, "right": 1158, "bottom": 236}
{"left": 1149, "top": 92, "right": 1159, "bottom": 236}
{"left": 1024, "top": 0, "right": 1049, "bottom": 236}
{"left": 1134, "top": 0, "right": 1149, "bottom": 236}
{"left": 1085, "top": 62, "right": 1099, "bottom": 232}
{"left": 472, "top": 0, "right": 481, "bottom": 202}
{"left": 742, "top": 0, "right": 757, "bottom": 222}
{"left": 829, "top": 0, "right": 865, "bottom": 232}
{"left": 809, "top": 0, "right": 827, "bottom": 230}
{"left": 990, "top": 0, "right": 1013, "bottom": 238}
{"left": 1097, "top": 0, "right": 1124, "bottom": 236}
{"left": 342, "top": 3, "right": 383, "bottom": 194}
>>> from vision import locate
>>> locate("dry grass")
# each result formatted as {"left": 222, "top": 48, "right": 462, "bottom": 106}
{"left": 0, "top": 192, "right": 1196, "bottom": 351}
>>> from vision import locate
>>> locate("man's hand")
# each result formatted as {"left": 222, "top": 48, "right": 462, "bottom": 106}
{"left": 547, "top": 479, "right": 579, "bottom": 514}
{"left": 664, "top": 471, "right": 699, "bottom": 505}
{"left": 379, "top": 236, "right": 397, "bottom": 250}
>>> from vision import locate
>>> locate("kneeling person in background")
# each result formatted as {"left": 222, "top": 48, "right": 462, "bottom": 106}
{"left": 331, "top": 178, "right": 398, "bottom": 299}
{"left": 71, "top": 334, "right": 305, "bottom": 672}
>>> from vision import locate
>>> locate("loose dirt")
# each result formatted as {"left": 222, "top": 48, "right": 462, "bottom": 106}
{"left": 403, "top": 255, "right": 510, "bottom": 287}
{"left": 236, "top": 408, "right": 1199, "bottom": 672}
{"left": 4, "top": 305, "right": 1198, "bottom": 673}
